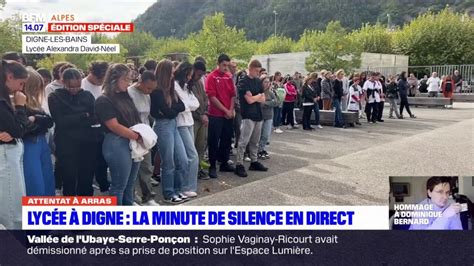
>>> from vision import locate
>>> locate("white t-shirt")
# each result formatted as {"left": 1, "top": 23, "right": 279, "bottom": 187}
{"left": 127, "top": 85, "right": 151, "bottom": 125}
{"left": 82, "top": 78, "right": 102, "bottom": 99}
{"left": 362, "top": 80, "right": 381, "bottom": 103}
{"left": 427, "top": 77, "right": 441, "bottom": 92}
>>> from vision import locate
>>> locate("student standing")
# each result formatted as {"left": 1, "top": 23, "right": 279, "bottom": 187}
{"left": 427, "top": 72, "right": 441, "bottom": 98}
{"left": 333, "top": 70, "right": 346, "bottom": 128}
{"left": 82, "top": 61, "right": 110, "bottom": 192}
{"left": 258, "top": 75, "right": 277, "bottom": 159}
{"left": 321, "top": 71, "right": 333, "bottom": 110}
{"left": 128, "top": 71, "right": 159, "bottom": 206}
{"left": 49, "top": 68, "right": 100, "bottom": 196}
{"left": 362, "top": 72, "right": 380, "bottom": 123}
{"left": 386, "top": 76, "right": 401, "bottom": 119}
{"left": 398, "top": 71, "right": 417, "bottom": 119}
{"left": 150, "top": 60, "right": 187, "bottom": 204}
{"left": 191, "top": 61, "right": 210, "bottom": 180}
{"left": 95, "top": 64, "right": 142, "bottom": 205}
{"left": 22, "top": 68, "right": 55, "bottom": 196}
{"left": 272, "top": 72, "right": 285, "bottom": 133}
{"left": 174, "top": 62, "right": 200, "bottom": 198}
{"left": 347, "top": 77, "right": 362, "bottom": 125}
{"left": 0, "top": 60, "right": 29, "bottom": 229}
{"left": 234, "top": 60, "right": 268, "bottom": 177}
{"left": 281, "top": 76, "right": 298, "bottom": 129}
{"left": 301, "top": 73, "right": 318, "bottom": 130}
{"left": 205, "top": 54, "right": 236, "bottom": 179}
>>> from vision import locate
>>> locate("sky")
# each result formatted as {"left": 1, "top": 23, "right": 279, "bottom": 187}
{"left": 1, "top": 0, "right": 157, "bottom": 22}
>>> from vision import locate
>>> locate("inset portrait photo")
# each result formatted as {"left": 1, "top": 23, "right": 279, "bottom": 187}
{"left": 389, "top": 176, "right": 473, "bottom": 230}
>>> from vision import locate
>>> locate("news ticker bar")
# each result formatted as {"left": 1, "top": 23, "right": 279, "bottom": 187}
{"left": 22, "top": 205, "right": 389, "bottom": 230}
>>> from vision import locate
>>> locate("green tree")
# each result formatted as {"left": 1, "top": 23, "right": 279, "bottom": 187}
{"left": 348, "top": 23, "right": 394, "bottom": 54}
{"left": 188, "top": 13, "right": 253, "bottom": 64}
{"left": 256, "top": 35, "right": 295, "bottom": 55}
{"left": 114, "top": 31, "right": 156, "bottom": 57}
{"left": 393, "top": 8, "right": 474, "bottom": 65}
{"left": 305, "top": 21, "right": 361, "bottom": 72}
{"left": 145, "top": 37, "right": 191, "bottom": 61}
{"left": 0, "top": 15, "right": 21, "bottom": 54}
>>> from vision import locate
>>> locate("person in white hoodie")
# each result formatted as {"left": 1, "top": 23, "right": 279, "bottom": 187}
{"left": 174, "top": 62, "right": 200, "bottom": 198}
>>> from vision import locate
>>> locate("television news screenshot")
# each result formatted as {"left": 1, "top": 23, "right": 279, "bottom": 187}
{"left": 0, "top": 0, "right": 473, "bottom": 265}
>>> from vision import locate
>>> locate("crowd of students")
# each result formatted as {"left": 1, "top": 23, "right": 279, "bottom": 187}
{"left": 0, "top": 50, "right": 429, "bottom": 229}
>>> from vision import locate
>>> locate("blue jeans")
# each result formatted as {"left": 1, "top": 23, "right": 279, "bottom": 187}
{"left": 178, "top": 126, "right": 198, "bottom": 192}
{"left": 23, "top": 135, "right": 55, "bottom": 196}
{"left": 333, "top": 98, "right": 344, "bottom": 127}
{"left": 273, "top": 107, "right": 282, "bottom": 127}
{"left": 258, "top": 119, "right": 273, "bottom": 152}
{"left": 313, "top": 102, "right": 321, "bottom": 125}
{"left": 154, "top": 119, "right": 187, "bottom": 199}
{"left": 103, "top": 133, "right": 140, "bottom": 205}
{"left": 0, "top": 141, "right": 25, "bottom": 229}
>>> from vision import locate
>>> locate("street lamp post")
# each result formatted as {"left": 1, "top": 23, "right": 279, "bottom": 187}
{"left": 387, "top": 13, "right": 391, "bottom": 29}
{"left": 273, "top": 10, "right": 278, "bottom": 37}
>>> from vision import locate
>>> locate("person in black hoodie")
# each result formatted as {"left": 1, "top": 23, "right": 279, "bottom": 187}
{"left": 22, "top": 68, "right": 55, "bottom": 196}
{"left": 398, "top": 71, "right": 416, "bottom": 119}
{"left": 49, "top": 68, "right": 100, "bottom": 196}
{"left": 333, "top": 69, "right": 346, "bottom": 128}
{"left": 0, "top": 59, "right": 29, "bottom": 229}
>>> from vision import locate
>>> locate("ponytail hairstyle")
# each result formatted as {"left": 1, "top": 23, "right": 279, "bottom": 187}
{"left": 0, "top": 60, "right": 28, "bottom": 109}
{"left": 24, "top": 67, "right": 45, "bottom": 110}
{"left": 102, "top": 63, "right": 140, "bottom": 126}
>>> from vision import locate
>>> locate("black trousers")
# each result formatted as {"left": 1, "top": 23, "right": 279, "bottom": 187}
{"left": 94, "top": 138, "right": 110, "bottom": 191}
{"left": 55, "top": 139, "right": 97, "bottom": 196}
{"left": 302, "top": 105, "right": 314, "bottom": 129}
{"left": 399, "top": 96, "right": 413, "bottom": 116}
{"left": 208, "top": 116, "right": 233, "bottom": 169}
{"left": 377, "top": 101, "right": 385, "bottom": 121}
{"left": 281, "top": 101, "right": 295, "bottom": 126}
{"left": 366, "top": 102, "right": 378, "bottom": 122}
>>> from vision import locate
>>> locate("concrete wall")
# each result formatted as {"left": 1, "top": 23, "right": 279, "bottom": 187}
{"left": 251, "top": 52, "right": 408, "bottom": 76}
{"left": 251, "top": 52, "right": 310, "bottom": 75}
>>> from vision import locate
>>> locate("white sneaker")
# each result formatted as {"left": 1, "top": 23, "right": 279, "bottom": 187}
{"left": 274, "top": 128, "right": 283, "bottom": 134}
{"left": 133, "top": 202, "right": 140, "bottom": 206}
{"left": 244, "top": 156, "right": 251, "bottom": 162}
{"left": 227, "top": 159, "right": 234, "bottom": 165}
{"left": 163, "top": 196, "right": 184, "bottom": 204}
{"left": 178, "top": 193, "right": 189, "bottom": 200}
{"left": 142, "top": 199, "right": 160, "bottom": 206}
{"left": 317, "top": 125, "right": 323, "bottom": 129}
{"left": 182, "top": 191, "right": 198, "bottom": 198}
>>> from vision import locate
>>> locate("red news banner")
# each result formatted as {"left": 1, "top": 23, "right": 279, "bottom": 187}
{"left": 47, "top": 23, "right": 134, "bottom": 32}
{"left": 22, "top": 196, "right": 117, "bottom": 206}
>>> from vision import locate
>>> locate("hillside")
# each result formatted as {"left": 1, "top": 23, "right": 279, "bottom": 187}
{"left": 134, "top": 0, "right": 473, "bottom": 40}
